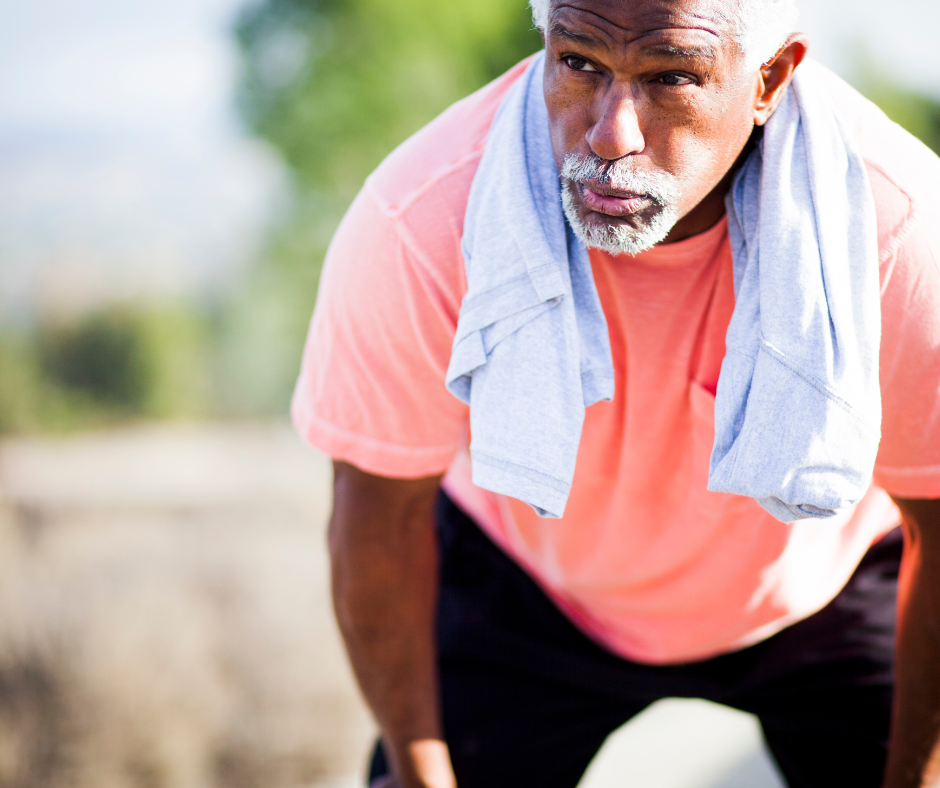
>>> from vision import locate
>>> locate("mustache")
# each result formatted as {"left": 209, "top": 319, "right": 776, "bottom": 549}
{"left": 560, "top": 153, "right": 681, "bottom": 206}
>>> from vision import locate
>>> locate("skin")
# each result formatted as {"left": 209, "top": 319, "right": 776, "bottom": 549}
{"left": 329, "top": 462, "right": 452, "bottom": 788}
{"left": 885, "top": 498, "right": 940, "bottom": 788}
{"left": 544, "top": 0, "right": 799, "bottom": 245}
{"left": 328, "top": 2, "right": 940, "bottom": 787}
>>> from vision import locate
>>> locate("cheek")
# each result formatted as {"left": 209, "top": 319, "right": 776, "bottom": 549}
{"left": 649, "top": 102, "right": 753, "bottom": 200}
{"left": 544, "top": 65, "right": 601, "bottom": 167}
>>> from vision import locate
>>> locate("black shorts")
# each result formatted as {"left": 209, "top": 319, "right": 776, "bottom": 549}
{"left": 369, "top": 492, "right": 901, "bottom": 788}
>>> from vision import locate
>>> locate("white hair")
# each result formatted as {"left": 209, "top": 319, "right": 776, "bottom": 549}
{"left": 529, "top": 0, "right": 798, "bottom": 71}
{"left": 559, "top": 152, "right": 682, "bottom": 255}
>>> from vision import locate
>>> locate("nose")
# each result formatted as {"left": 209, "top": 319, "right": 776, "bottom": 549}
{"left": 584, "top": 80, "right": 645, "bottom": 162}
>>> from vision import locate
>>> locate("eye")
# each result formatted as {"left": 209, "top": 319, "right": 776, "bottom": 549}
{"left": 656, "top": 73, "right": 696, "bottom": 86}
{"left": 562, "top": 55, "right": 599, "bottom": 73}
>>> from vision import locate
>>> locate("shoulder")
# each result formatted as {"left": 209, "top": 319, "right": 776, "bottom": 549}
{"left": 804, "top": 66, "right": 940, "bottom": 491}
{"left": 312, "top": 56, "right": 534, "bottom": 367}
{"left": 815, "top": 63, "right": 940, "bottom": 268}
{"left": 363, "top": 57, "right": 533, "bottom": 262}
{"left": 290, "top": 63, "right": 541, "bottom": 474}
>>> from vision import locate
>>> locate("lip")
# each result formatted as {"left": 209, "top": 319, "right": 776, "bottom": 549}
{"left": 578, "top": 182, "right": 653, "bottom": 217}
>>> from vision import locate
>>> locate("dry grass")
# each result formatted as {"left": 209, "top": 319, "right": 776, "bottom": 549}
{"left": 0, "top": 423, "right": 373, "bottom": 788}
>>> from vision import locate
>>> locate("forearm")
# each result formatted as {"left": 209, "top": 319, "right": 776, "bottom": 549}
{"left": 329, "top": 463, "right": 456, "bottom": 788}
{"left": 332, "top": 504, "right": 441, "bottom": 746}
{"left": 884, "top": 498, "right": 940, "bottom": 788}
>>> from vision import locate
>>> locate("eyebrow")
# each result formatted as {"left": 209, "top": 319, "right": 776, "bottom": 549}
{"left": 547, "top": 23, "right": 720, "bottom": 63}
{"left": 642, "top": 43, "right": 719, "bottom": 62}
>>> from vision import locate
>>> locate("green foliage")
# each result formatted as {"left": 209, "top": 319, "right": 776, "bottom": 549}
{"left": 0, "top": 304, "right": 212, "bottom": 434}
{"left": 0, "top": 332, "right": 48, "bottom": 433}
{"left": 226, "top": 0, "right": 543, "bottom": 415}
{"left": 135, "top": 305, "right": 213, "bottom": 419}
{"left": 235, "top": 0, "right": 542, "bottom": 197}
{"left": 39, "top": 310, "right": 150, "bottom": 413}
{"left": 208, "top": 193, "right": 344, "bottom": 417}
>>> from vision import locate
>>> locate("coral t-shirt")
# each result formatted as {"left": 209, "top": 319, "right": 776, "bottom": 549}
{"left": 292, "top": 58, "right": 940, "bottom": 664}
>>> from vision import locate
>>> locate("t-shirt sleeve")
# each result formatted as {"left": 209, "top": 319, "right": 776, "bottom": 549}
{"left": 872, "top": 217, "right": 940, "bottom": 499}
{"left": 290, "top": 182, "right": 468, "bottom": 478}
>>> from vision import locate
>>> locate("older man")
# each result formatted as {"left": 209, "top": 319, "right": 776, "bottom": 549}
{"left": 292, "top": 0, "right": 940, "bottom": 786}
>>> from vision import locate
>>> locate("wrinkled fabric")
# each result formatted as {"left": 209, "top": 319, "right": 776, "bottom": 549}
{"left": 445, "top": 53, "right": 614, "bottom": 518}
{"left": 446, "top": 54, "right": 881, "bottom": 523}
{"left": 712, "top": 59, "right": 882, "bottom": 521}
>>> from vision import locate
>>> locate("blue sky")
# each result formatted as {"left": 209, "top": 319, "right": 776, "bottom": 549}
{"left": 0, "top": 0, "right": 936, "bottom": 320}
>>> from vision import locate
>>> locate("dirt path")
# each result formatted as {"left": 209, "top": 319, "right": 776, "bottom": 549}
{"left": 0, "top": 422, "right": 373, "bottom": 788}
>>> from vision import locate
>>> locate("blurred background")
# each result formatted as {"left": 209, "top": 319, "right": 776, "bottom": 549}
{"left": 0, "top": 0, "right": 937, "bottom": 786}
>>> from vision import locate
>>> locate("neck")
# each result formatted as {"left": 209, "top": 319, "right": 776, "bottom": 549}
{"left": 660, "top": 126, "right": 760, "bottom": 244}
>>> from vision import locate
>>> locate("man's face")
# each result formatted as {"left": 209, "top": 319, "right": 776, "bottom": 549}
{"left": 543, "top": 0, "right": 760, "bottom": 254}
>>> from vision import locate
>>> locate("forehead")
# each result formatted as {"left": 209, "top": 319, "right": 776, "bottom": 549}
{"left": 548, "top": 0, "right": 737, "bottom": 50}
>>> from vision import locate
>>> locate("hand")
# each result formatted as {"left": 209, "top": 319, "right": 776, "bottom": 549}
{"left": 368, "top": 739, "right": 457, "bottom": 788}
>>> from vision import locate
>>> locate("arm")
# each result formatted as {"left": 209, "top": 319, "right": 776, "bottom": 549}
{"left": 884, "top": 496, "right": 940, "bottom": 788}
{"left": 329, "top": 460, "right": 457, "bottom": 788}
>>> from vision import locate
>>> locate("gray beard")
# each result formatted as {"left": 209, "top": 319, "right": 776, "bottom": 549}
{"left": 559, "top": 153, "right": 682, "bottom": 256}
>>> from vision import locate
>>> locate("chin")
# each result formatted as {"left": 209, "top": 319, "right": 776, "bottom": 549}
{"left": 561, "top": 182, "right": 679, "bottom": 256}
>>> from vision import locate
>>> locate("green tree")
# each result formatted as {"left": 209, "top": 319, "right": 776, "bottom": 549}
{"left": 236, "top": 0, "right": 541, "bottom": 197}
{"left": 227, "top": 0, "right": 542, "bottom": 414}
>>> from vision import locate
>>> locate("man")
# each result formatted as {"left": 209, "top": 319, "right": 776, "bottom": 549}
{"left": 292, "top": 0, "right": 940, "bottom": 786}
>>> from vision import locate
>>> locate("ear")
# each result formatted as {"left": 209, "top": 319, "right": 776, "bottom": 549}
{"left": 753, "top": 35, "right": 809, "bottom": 126}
